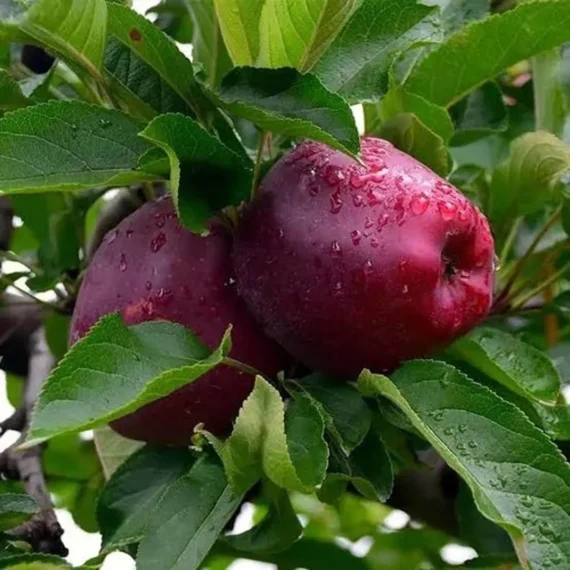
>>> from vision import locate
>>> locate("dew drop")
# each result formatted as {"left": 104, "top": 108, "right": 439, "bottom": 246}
{"left": 520, "top": 496, "right": 534, "bottom": 508}
{"left": 364, "top": 216, "right": 374, "bottom": 230}
{"left": 367, "top": 188, "right": 383, "bottom": 206}
{"left": 468, "top": 441, "right": 478, "bottom": 449}
{"left": 352, "top": 194, "right": 364, "bottom": 207}
{"left": 333, "top": 282, "right": 343, "bottom": 296}
{"left": 444, "top": 427, "right": 454, "bottom": 436}
{"left": 402, "top": 284, "right": 408, "bottom": 294}
{"left": 410, "top": 194, "right": 429, "bottom": 215}
{"left": 377, "top": 214, "right": 389, "bottom": 232}
{"left": 350, "top": 230, "right": 362, "bottom": 245}
{"left": 370, "top": 237, "right": 379, "bottom": 248}
{"left": 438, "top": 201, "right": 457, "bottom": 221}
{"left": 428, "top": 411, "right": 444, "bottom": 422}
{"left": 330, "top": 193, "right": 343, "bottom": 214}
{"left": 325, "top": 166, "right": 341, "bottom": 186}
{"left": 436, "top": 180, "right": 453, "bottom": 194}
{"left": 145, "top": 280, "right": 152, "bottom": 291}
{"left": 363, "top": 260, "right": 373, "bottom": 274}
{"left": 330, "top": 240, "right": 342, "bottom": 256}
{"left": 155, "top": 213, "right": 166, "bottom": 228}
{"left": 119, "top": 254, "right": 127, "bottom": 272}
{"left": 99, "top": 118, "right": 112, "bottom": 129}
{"left": 458, "top": 207, "right": 470, "bottom": 221}
{"left": 151, "top": 232, "right": 167, "bottom": 252}
{"left": 458, "top": 424, "right": 468, "bottom": 433}
{"left": 126, "top": 230, "right": 133, "bottom": 238}
{"left": 350, "top": 172, "right": 366, "bottom": 189}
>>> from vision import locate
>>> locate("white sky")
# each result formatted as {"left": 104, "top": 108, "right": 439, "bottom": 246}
{"left": 0, "top": 1, "right": 475, "bottom": 568}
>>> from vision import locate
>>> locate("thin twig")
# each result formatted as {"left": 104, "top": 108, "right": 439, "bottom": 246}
{"left": 223, "top": 357, "right": 263, "bottom": 378}
{"left": 511, "top": 261, "right": 570, "bottom": 310}
{"left": 251, "top": 131, "right": 269, "bottom": 200}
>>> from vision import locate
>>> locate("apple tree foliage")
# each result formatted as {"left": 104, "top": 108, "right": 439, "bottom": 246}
{"left": 0, "top": 0, "right": 570, "bottom": 569}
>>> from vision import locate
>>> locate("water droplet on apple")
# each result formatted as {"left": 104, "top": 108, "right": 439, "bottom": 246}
{"left": 119, "top": 254, "right": 127, "bottom": 272}
{"left": 352, "top": 194, "right": 364, "bottom": 207}
{"left": 350, "top": 230, "right": 362, "bottom": 245}
{"left": 410, "top": 194, "right": 429, "bottom": 215}
{"left": 333, "top": 282, "right": 343, "bottom": 296}
{"left": 402, "top": 284, "right": 408, "bottom": 294}
{"left": 151, "top": 232, "right": 167, "bottom": 252}
{"left": 155, "top": 213, "right": 165, "bottom": 228}
{"left": 438, "top": 201, "right": 457, "bottom": 221}
{"left": 330, "top": 240, "right": 342, "bottom": 256}
{"left": 126, "top": 230, "right": 134, "bottom": 238}
{"left": 330, "top": 193, "right": 343, "bottom": 214}
{"left": 145, "top": 281, "right": 152, "bottom": 291}
{"left": 377, "top": 214, "right": 389, "bottom": 232}
{"left": 363, "top": 260, "right": 373, "bottom": 273}
{"left": 459, "top": 269, "right": 470, "bottom": 279}
{"left": 367, "top": 188, "right": 383, "bottom": 206}
{"left": 350, "top": 172, "right": 365, "bottom": 189}
{"left": 436, "top": 180, "right": 453, "bottom": 194}
{"left": 364, "top": 216, "right": 374, "bottom": 230}
{"left": 370, "top": 237, "right": 379, "bottom": 248}
{"left": 493, "top": 254, "right": 502, "bottom": 271}
{"left": 107, "top": 229, "right": 119, "bottom": 244}
{"left": 458, "top": 207, "right": 469, "bottom": 221}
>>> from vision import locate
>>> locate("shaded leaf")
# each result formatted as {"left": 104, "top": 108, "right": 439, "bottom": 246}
{"left": 93, "top": 426, "right": 144, "bottom": 480}
{"left": 0, "top": 494, "right": 38, "bottom": 531}
{"left": 136, "top": 452, "right": 243, "bottom": 570}
{"left": 140, "top": 113, "right": 252, "bottom": 232}
{"left": 98, "top": 446, "right": 195, "bottom": 550}
{"left": 217, "top": 67, "right": 359, "bottom": 156}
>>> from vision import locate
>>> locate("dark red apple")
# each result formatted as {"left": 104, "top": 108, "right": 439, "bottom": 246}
{"left": 233, "top": 138, "right": 495, "bottom": 378}
{"left": 70, "top": 197, "right": 287, "bottom": 446}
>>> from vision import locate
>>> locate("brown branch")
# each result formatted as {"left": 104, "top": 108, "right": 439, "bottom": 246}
{"left": 1, "top": 328, "right": 67, "bottom": 555}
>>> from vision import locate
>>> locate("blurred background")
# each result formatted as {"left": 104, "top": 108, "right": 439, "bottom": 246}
{"left": 0, "top": 1, "right": 479, "bottom": 568}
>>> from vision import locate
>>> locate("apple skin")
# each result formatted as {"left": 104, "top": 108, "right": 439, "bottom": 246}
{"left": 70, "top": 197, "right": 287, "bottom": 446}
{"left": 233, "top": 138, "right": 495, "bottom": 378}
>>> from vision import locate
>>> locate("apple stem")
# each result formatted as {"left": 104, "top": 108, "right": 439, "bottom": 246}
{"left": 251, "top": 131, "right": 269, "bottom": 200}
{"left": 493, "top": 206, "right": 562, "bottom": 307}
{"left": 510, "top": 260, "right": 570, "bottom": 311}
{"left": 223, "top": 356, "right": 264, "bottom": 378}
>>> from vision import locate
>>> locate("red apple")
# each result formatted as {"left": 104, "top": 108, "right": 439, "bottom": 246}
{"left": 70, "top": 197, "right": 287, "bottom": 445}
{"left": 233, "top": 138, "right": 495, "bottom": 378}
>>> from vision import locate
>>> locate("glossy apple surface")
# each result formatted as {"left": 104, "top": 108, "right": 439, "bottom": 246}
{"left": 70, "top": 197, "right": 287, "bottom": 445}
{"left": 233, "top": 138, "right": 495, "bottom": 377}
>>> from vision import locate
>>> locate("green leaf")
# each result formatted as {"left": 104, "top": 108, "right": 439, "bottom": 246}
{"left": 217, "top": 67, "right": 359, "bottom": 156}
{"left": 0, "top": 494, "right": 38, "bottom": 531}
{"left": 344, "top": 428, "right": 393, "bottom": 502}
{"left": 359, "top": 362, "right": 570, "bottom": 570}
{"left": 26, "top": 314, "right": 230, "bottom": 446}
{"left": 0, "top": 101, "right": 156, "bottom": 195}
{"left": 379, "top": 113, "right": 451, "bottom": 176}
{"left": 187, "top": 0, "right": 232, "bottom": 89}
{"left": 140, "top": 113, "right": 253, "bottom": 232}
{"left": 98, "top": 446, "right": 196, "bottom": 550}
{"left": 93, "top": 426, "right": 144, "bottom": 480}
{"left": 406, "top": 0, "right": 570, "bottom": 107}
{"left": 104, "top": 3, "right": 202, "bottom": 119}
{"left": 210, "top": 376, "right": 327, "bottom": 494}
{"left": 218, "top": 538, "right": 370, "bottom": 570}
{"left": 0, "top": 0, "right": 107, "bottom": 76}
{"left": 0, "top": 554, "right": 71, "bottom": 569}
{"left": 212, "top": 0, "right": 264, "bottom": 66}
{"left": 426, "top": 0, "right": 489, "bottom": 36}
{"left": 72, "top": 473, "right": 103, "bottom": 533}
{"left": 313, "top": 0, "right": 440, "bottom": 103}
{"left": 0, "top": 69, "right": 30, "bottom": 111}
{"left": 292, "top": 373, "right": 371, "bottom": 453}
{"left": 449, "top": 327, "right": 562, "bottom": 405}
{"left": 458, "top": 484, "right": 514, "bottom": 557}
{"left": 450, "top": 82, "right": 508, "bottom": 146}
{"left": 44, "top": 435, "right": 99, "bottom": 481}
{"left": 378, "top": 85, "right": 454, "bottom": 143}
{"left": 223, "top": 483, "right": 302, "bottom": 554}
{"left": 489, "top": 132, "right": 570, "bottom": 229}
{"left": 147, "top": 0, "right": 193, "bottom": 43}
{"left": 136, "top": 452, "right": 243, "bottom": 570}
{"left": 257, "top": 0, "right": 361, "bottom": 71}
{"left": 44, "top": 312, "right": 69, "bottom": 362}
